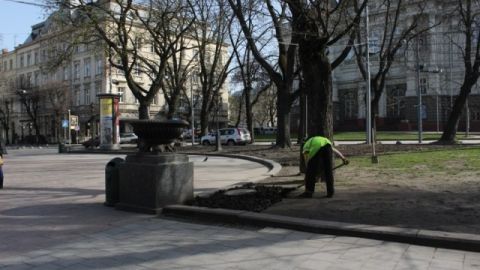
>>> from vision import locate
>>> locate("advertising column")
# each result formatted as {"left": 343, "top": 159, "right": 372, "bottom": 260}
{"left": 98, "top": 93, "right": 121, "bottom": 150}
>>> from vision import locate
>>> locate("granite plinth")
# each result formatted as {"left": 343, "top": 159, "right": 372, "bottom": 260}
{"left": 116, "top": 153, "right": 193, "bottom": 214}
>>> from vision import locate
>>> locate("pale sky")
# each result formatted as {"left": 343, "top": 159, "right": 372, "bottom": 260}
{"left": 0, "top": 0, "right": 46, "bottom": 51}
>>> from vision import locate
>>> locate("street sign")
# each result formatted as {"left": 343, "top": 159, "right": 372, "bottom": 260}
{"left": 62, "top": 120, "right": 68, "bottom": 128}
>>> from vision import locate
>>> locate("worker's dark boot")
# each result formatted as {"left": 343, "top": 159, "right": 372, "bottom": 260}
{"left": 297, "top": 192, "right": 313, "bottom": 198}
{"left": 326, "top": 181, "right": 334, "bottom": 198}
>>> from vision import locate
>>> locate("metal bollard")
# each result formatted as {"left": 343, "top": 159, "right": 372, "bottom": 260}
{"left": 105, "top": 157, "right": 125, "bottom": 207}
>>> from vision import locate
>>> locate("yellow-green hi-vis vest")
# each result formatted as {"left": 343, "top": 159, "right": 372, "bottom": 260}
{"left": 303, "top": 136, "right": 332, "bottom": 161}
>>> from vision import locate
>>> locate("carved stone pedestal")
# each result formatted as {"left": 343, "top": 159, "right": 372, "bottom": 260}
{"left": 116, "top": 153, "right": 194, "bottom": 214}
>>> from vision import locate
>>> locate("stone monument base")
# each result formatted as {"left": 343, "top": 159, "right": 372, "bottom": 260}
{"left": 116, "top": 153, "right": 193, "bottom": 214}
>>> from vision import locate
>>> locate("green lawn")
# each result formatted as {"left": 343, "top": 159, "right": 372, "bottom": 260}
{"left": 348, "top": 147, "right": 480, "bottom": 173}
{"left": 254, "top": 131, "right": 478, "bottom": 141}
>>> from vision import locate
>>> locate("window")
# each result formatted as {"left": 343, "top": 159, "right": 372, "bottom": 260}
{"left": 387, "top": 86, "right": 406, "bottom": 118}
{"left": 84, "top": 84, "right": 91, "bottom": 104}
{"left": 192, "top": 49, "right": 199, "bottom": 61}
{"left": 339, "top": 89, "right": 357, "bottom": 120}
{"left": 472, "top": 110, "right": 480, "bottom": 121}
{"left": 117, "top": 87, "right": 125, "bottom": 103}
{"left": 191, "top": 72, "right": 199, "bottom": 85}
{"left": 135, "top": 37, "right": 143, "bottom": 50}
{"left": 9, "top": 59, "right": 12, "bottom": 70}
{"left": 116, "top": 59, "right": 124, "bottom": 75}
{"left": 95, "top": 81, "right": 102, "bottom": 96}
{"left": 2, "top": 61, "right": 5, "bottom": 71}
{"left": 419, "top": 78, "right": 428, "bottom": 94}
{"left": 95, "top": 58, "right": 102, "bottom": 75}
{"left": 84, "top": 58, "right": 91, "bottom": 77}
{"left": 34, "top": 72, "right": 39, "bottom": 86}
{"left": 74, "top": 85, "right": 81, "bottom": 105}
{"left": 20, "top": 56, "right": 24, "bottom": 68}
{"left": 73, "top": 61, "right": 80, "bottom": 80}
{"left": 39, "top": 50, "right": 45, "bottom": 62}
{"left": 27, "top": 73, "right": 32, "bottom": 86}
{"left": 63, "top": 67, "right": 69, "bottom": 80}
{"left": 34, "top": 52, "right": 38, "bottom": 65}
{"left": 134, "top": 62, "right": 141, "bottom": 76}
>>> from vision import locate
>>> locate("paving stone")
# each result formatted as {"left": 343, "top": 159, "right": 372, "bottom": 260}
{"left": 1, "top": 149, "right": 480, "bottom": 269}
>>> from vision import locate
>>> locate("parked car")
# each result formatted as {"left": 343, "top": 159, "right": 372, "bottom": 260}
{"left": 201, "top": 128, "right": 251, "bottom": 146}
{"left": 82, "top": 136, "right": 100, "bottom": 148}
{"left": 120, "top": 133, "right": 138, "bottom": 144}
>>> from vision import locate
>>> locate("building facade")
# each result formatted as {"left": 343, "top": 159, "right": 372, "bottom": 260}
{"left": 332, "top": 0, "right": 480, "bottom": 132}
{"left": 0, "top": 1, "right": 229, "bottom": 144}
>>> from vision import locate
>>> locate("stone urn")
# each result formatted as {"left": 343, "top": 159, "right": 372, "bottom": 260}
{"left": 127, "top": 119, "right": 189, "bottom": 152}
{"left": 115, "top": 119, "right": 193, "bottom": 214}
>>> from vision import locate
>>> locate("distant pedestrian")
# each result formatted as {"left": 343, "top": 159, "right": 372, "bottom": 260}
{"left": 299, "top": 136, "right": 348, "bottom": 198}
{"left": 0, "top": 139, "right": 5, "bottom": 189}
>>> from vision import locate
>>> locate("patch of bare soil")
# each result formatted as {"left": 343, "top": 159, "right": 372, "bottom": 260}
{"left": 178, "top": 143, "right": 480, "bottom": 235}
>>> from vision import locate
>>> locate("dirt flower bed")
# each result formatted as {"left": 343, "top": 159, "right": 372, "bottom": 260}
{"left": 179, "top": 143, "right": 480, "bottom": 235}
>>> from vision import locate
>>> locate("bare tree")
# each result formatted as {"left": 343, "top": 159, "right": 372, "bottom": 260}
{"left": 16, "top": 85, "right": 42, "bottom": 144}
{"left": 47, "top": 0, "right": 195, "bottom": 119}
{"left": 162, "top": 33, "right": 196, "bottom": 119}
{"left": 227, "top": 90, "right": 244, "bottom": 126}
{"left": 42, "top": 80, "right": 71, "bottom": 143}
{"left": 440, "top": 0, "right": 480, "bottom": 143}
{"left": 353, "top": 0, "right": 432, "bottom": 140}
{"left": 0, "top": 98, "right": 13, "bottom": 144}
{"left": 230, "top": 49, "right": 272, "bottom": 142}
{"left": 190, "top": 0, "right": 235, "bottom": 136}
{"left": 287, "top": 0, "right": 366, "bottom": 140}
{"left": 254, "top": 84, "right": 277, "bottom": 128}
{"left": 228, "top": 0, "right": 301, "bottom": 147}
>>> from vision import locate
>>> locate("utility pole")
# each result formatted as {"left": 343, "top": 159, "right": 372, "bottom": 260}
{"left": 415, "top": 38, "right": 423, "bottom": 144}
{"left": 465, "top": 98, "right": 470, "bottom": 137}
{"left": 365, "top": 4, "right": 372, "bottom": 145}
{"left": 190, "top": 78, "right": 195, "bottom": 146}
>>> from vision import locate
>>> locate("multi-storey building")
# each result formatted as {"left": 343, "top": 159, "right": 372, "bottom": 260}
{"left": 0, "top": 1, "right": 229, "bottom": 144}
{"left": 332, "top": 0, "right": 480, "bottom": 132}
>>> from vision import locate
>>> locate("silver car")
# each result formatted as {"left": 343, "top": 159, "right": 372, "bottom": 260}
{"left": 201, "top": 128, "right": 251, "bottom": 146}
{"left": 120, "top": 133, "right": 138, "bottom": 144}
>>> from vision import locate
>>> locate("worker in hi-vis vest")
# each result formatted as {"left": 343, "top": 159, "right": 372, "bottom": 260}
{"left": 299, "top": 136, "right": 349, "bottom": 198}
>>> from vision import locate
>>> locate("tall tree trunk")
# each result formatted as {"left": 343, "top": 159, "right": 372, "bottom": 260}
{"left": 440, "top": 81, "right": 474, "bottom": 143}
{"left": 200, "top": 105, "right": 209, "bottom": 136}
{"left": 371, "top": 83, "right": 381, "bottom": 142}
{"left": 297, "top": 80, "right": 306, "bottom": 144}
{"left": 245, "top": 87, "right": 254, "bottom": 143}
{"left": 275, "top": 84, "right": 292, "bottom": 147}
{"left": 301, "top": 49, "right": 334, "bottom": 140}
{"left": 138, "top": 103, "right": 150, "bottom": 120}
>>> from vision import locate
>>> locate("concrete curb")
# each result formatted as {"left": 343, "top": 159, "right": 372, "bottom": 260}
{"left": 63, "top": 148, "right": 281, "bottom": 176}
{"left": 162, "top": 205, "right": 480, "bottom": 252}
{"left": 184, "top": 152, "right": 282, "bottom": 176}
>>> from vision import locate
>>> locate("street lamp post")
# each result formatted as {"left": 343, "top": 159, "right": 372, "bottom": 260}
{"left": 215, "top": 95, "right": 222, "bottom": 152}
{"left": 190, "top": 78, "right": 195, "bottom": 146}
{"left": 68, "top": 109, "right": 71, "bottom": 144}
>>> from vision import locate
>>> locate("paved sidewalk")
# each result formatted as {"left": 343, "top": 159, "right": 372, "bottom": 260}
{"left": 1, "top": 148, "right": 479, "bottom": 269}
{"left": 0, "top": 149, "right": 270, "bottom": 258}
{"left": 2, "top": 217, "right": 480, "bottom": 270}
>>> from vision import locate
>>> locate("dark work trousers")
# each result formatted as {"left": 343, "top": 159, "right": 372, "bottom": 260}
{"left": 304, "top": 145, "right": 334, "bottom": 196}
